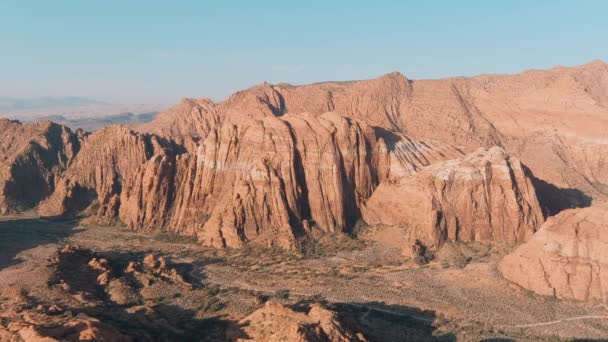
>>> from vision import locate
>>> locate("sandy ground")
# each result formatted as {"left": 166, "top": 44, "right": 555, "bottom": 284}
{"left": 1, "top": 216, "right": 607, "bottom": 341}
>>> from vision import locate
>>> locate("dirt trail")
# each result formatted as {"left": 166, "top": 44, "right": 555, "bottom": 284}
{"left": 207, "top": 278, "right": 608, "bottom": 330}
{"left": 506, "top": 315, "right": 608, "bottom": 328}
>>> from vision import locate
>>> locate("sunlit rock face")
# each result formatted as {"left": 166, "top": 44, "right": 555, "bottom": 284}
{"left": 500, "top": 204, "right": 608, "bottom": 302}
{"left": 362, "top": 147, "right": 544, "bottom": 249}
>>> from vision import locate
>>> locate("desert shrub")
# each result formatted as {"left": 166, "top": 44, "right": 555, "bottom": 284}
{"left": 306, "top": 293, "right": 326, "bottom": 303}
{"left": 274, "top": 289, "right": 290, "bottom": 300}
{"left": 413, "top": 251, "right": 435, "bottom": 265}
{"left": 349, "top": 219, "right": 369, "bottom": 238}
{"left": 154, "top": 232, "right": 198, "bottom": 244}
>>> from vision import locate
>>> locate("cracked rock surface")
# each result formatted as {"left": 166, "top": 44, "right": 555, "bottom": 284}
{"left": 499, "top": 203, "right": 608, "bottom": 302}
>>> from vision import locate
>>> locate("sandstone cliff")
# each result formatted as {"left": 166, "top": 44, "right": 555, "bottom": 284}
{"left": 143, "top": 72, "right": 502, "bottom": 150}
{"left": 38, "top": 125, "right": 175, "bottom": 221}
{"left": 362, "top": 147, "right": 544, "bottom": 251}
{"left": 142, "top": 60, "right": 608, "bottom": 203}
{"left": 3, "top": 61, "right": 605, "bottom": 253}
{"left": 0, "top": 119, "right": 80, "bottom": 214}
{"left": 499, "top": 204, "right": 608, "bottom": 302}
{"left": 38, "top": 111, "right": 464, "bottom": 249}
{"left": 122, "top": 112, "right": 460, "bottom": 248}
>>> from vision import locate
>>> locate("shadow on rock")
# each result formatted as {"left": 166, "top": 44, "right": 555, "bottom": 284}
{"left": 0, "top": 217, "right": 80, "bottom": 269}
{"left": 54, "top": 304, "right": 245, "bottom": 342}
{"left": 531, "top": 176, "right": 593, "bottom": 217}
{"left": 299, "top": 299, "right": 456, "bottom": 342}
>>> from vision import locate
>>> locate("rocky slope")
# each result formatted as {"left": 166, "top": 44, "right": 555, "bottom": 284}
{"left": 143, "top": 60, "right": 608, "bottom": 202}
{"left": 0, "top": 119, "right": 81, "bottom": 215}
{"left": 499, "top": 204, "right": 608, "bottom": 302}
{"left": 362, "top": 147, "right": 544, "bottom": 252}
{"left": 38, "top": 125, "right": 176, "bottom": 222}
{"left": 228, "top": 301, "right": 367, "bottom": 342}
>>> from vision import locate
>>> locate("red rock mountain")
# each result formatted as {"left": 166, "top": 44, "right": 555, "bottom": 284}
{"left": 2, "top": 61, "right": 607, "bottom": 252}
{"left": 143, "top": 60, "right": 608, "bottom": 201}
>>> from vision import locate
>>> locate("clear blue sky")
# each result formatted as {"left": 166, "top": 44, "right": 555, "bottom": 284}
{"left": 1, "top": 0, "right": 607, "bottom": 104}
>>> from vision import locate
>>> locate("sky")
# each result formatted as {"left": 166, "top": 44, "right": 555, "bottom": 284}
{"left": 1, "top": 0, "right": 607, "bottom": 104}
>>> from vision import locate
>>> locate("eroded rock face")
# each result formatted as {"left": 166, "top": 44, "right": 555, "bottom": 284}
{"left": 228, "top": 301, "right": 366, "bottom": 342}
{"left": 0, "top": 119, "right": 80, "bottom": 214}
{"left": 499, "top": 204, "right": 608, "bottom": 302}
{"left": 130, "top": 113, "right": 374, "bottom": 247}
{"left": 362, "top": 147, "right": 544, "bottom": 250}
{"left": 138, "top": 98, "right": 218, "bottom": 146}
{"left": 38, "top": 109, "right": 461, "bottom": 249}
{"left": 143, "top": 61, "right": 608, "bottom": 204}
{"left": 39, "top": 125, "right": 175, "bottom": 222}
{"left": 11, "top": 104, "right": 538, "bottom": 252}
{"left": 121, "top": 112, "right": 461, "bottom": 249}
{"left": 144, "top": 72, "right": 501, "bottom": 150}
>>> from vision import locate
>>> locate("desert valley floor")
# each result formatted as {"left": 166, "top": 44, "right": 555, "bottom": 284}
{"left": 2, "top": 214, "right": 607, "bottom": 341}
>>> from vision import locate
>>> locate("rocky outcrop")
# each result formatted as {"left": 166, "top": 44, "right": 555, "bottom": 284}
{"left": 47, "top": 245, "right": 192, "bottom": 307}
{"left": 362, "top": 147, "right": 544, "bottom": 251}
{"left": 36, "top": 108, "right": 461, "bottom": 249}
{"left": 499, "top": 204, "right": 608, "bottom": 302}
{"left": 120, "top": 112, "right": 461, "bottom": 249}
{"left": 228, "top": 301, "right": 367, "bottom": 342}
{"left": 39, "top": 125, "right": 175, "bottom": 222}
{"left": 127, "top": 112, "right": 386, "bottom": 247}
{"left": 138, "top": 98, "right": 218, "bottom": 145}
{"left": 33, "top": 109, "right": 461, "bottom": 249}
{"left": 142, "top": 60, "right": 608, "bottom": 204}
{"left": 0, "top": 312, "right": 131, "bottom": 342}
{"left": 0, "top": 119, "right": 81, "bottom": 214}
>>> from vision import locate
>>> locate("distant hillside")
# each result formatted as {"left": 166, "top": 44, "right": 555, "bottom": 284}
{"left": 0, "top": 97, "right": 106, "bottom": 111}
{"left": 37, "top": 111, "right": 159, "bottom": 132}
{"left": 0, "top": 98, "right": 167, "bottom": 132}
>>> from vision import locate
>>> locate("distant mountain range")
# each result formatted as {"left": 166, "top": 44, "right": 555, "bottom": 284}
{"left": 37, "top": 111, "right": 159, "bottom": 132}
{"left": 0, "top": 96, "right": 107, "bottom": 112}
{"left": 0, "top": 96, "right": 167, "bottom": 131}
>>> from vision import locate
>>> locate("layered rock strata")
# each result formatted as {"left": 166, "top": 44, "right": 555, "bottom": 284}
{"left": 362, "top": 147, "right": 544, "bottom": 250}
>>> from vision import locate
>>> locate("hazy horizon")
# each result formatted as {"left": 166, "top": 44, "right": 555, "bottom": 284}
{"left": 2, "top": 0, "right": 607, "bottom": 104}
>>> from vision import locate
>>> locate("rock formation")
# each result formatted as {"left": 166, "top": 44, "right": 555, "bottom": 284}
{"left": 36, "top": 109, "right": 466, "bottom": 249}
{"left": 38, "top": 125, "right": 175, "bottom": 222}
{"left": 499, "top": 204, "right": 608, "bottom": 302}
{"left": 143, "top": 72, "right": 502, "bottom": 150}
{"left": 143, "top": 60, "right": 608, "bottom": 203}
{"left": 2, "top": 61, "right": 607, "bottom": 253}
{"left": 0, "top": 119, "right": 80, "bottom": 214}
{"left": 123, "top": 112, "right": 460, "bottom": 248}
{"left": 228, "top": 301, "right": 367, "bottom": 342}
{"left": 362, "top": 147, "right": 544, "bottom": 251}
